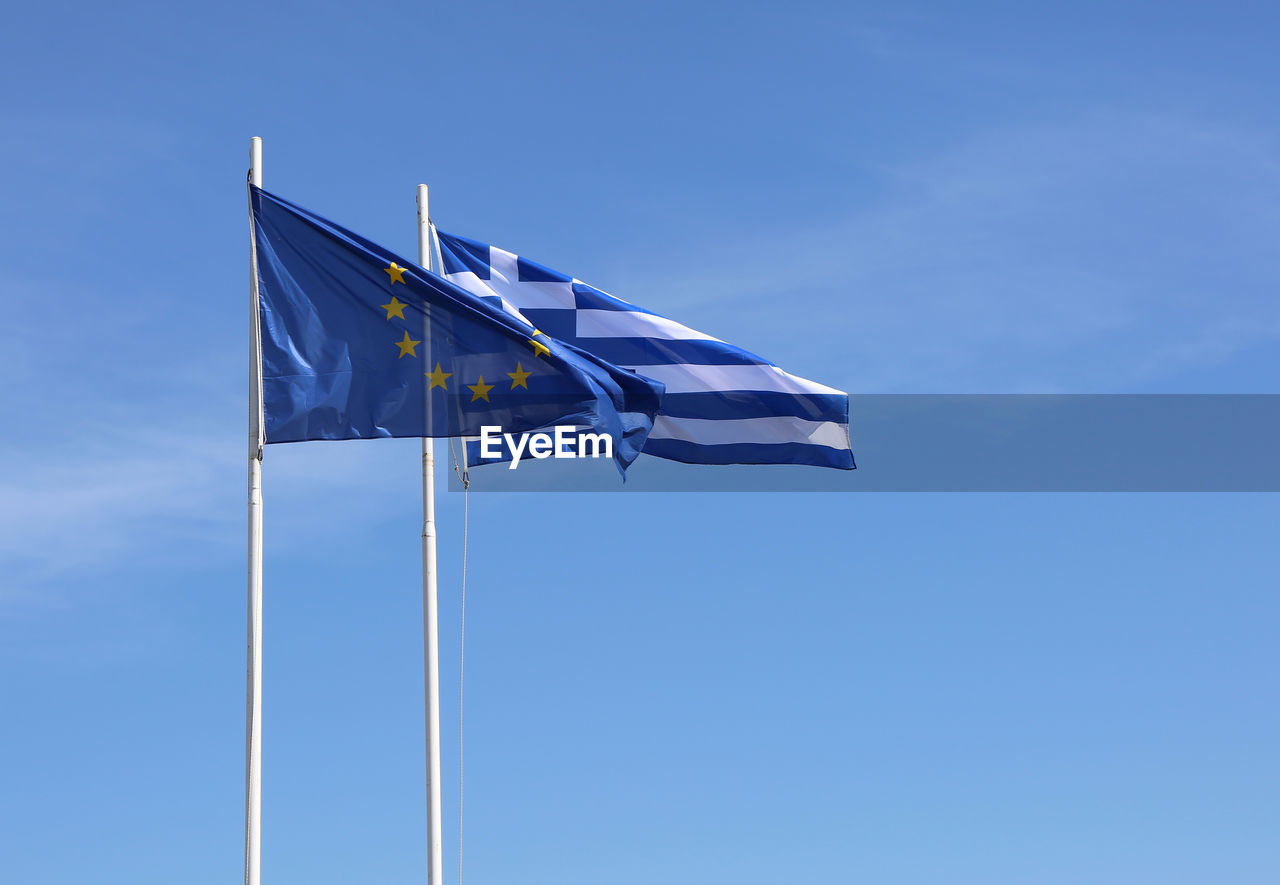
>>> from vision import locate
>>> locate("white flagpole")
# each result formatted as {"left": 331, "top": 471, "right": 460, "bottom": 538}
{"left": 418, "top": 183, "right": 445, "bottom": 885}
{"left": 245, "top": 136, "right": 265, "bottom": 885}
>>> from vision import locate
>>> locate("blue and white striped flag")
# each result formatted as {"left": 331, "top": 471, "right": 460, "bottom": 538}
{"left": 436, "top": 232, "right": 854, "bottom": 470}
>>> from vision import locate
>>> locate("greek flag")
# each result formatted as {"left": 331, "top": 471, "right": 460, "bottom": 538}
{"left": 435, "top": 232, "right": 854, "bottom": 470}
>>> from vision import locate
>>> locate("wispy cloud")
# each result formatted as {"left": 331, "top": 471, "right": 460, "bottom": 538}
{"left": 612, "top": 109, "right": 1280, "bottom": 392}
{"left": 0, "top": 410, "right": 429, "bottom": 610}
{"left": 0, "top": 425, "right": 237, "bottom": 604}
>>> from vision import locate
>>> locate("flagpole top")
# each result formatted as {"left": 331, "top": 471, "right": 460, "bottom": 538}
{"left": 249, "top": 138, "right": 262, "bottom": 188}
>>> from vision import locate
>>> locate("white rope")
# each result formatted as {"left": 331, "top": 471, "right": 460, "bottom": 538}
{"left": 448, "top": 439, "right": 470, "bottom": 885}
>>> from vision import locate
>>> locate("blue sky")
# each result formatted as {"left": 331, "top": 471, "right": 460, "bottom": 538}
{"left": 2, "top": 1, "right": 1278, "bottom": 882}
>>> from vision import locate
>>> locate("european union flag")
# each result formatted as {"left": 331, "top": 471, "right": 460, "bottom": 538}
{"left": 250, "top": 187, "right": 664, "bottom": 472}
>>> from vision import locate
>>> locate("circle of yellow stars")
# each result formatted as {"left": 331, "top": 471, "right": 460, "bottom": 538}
{"left": 379, "top": 262, "right": 550, "bottom": 402}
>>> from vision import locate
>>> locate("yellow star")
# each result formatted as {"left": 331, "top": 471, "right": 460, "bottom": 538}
{"left": 384, "top": 262, "right": 408, "bottom": 285}
{"left": 468, "top": 376, "right": 494, "bottom": 403}
{"left": 425, "top": 363, "right": 452, "bottom": 390}
{"left": 529, "top": 330, "right": 551, "bottom": 358}
{"left": 395, "top": 330, "right": 421, "bottom": 358}
{"left": 381, "top": 295, "right": 407, "bottom": 320}
{"left": 507, "top": 362, "right": 532, "bottom": 389}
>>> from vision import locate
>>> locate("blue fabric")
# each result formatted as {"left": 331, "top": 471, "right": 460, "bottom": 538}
{"left": 251, "top": 187, "right": 663, "bottom": 474}
{"left": 638, "top": 438, "right": 852, "bottom": 469}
